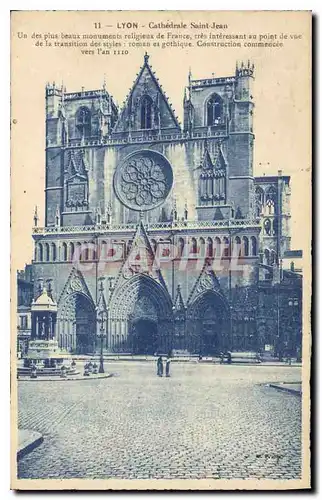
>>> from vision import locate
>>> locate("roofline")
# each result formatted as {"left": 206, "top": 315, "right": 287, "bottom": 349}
{"left": 254, "top": 175, "right": 290, "bottom": 182}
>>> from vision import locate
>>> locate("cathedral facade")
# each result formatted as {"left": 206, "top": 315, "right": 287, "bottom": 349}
{"left": 30, "top": 54, "right": 302, "bottom": 356}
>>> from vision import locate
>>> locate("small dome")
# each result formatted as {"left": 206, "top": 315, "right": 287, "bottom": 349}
{"left": 35, "top": 287, "right": 54, "bottom": 305}
{"left": 32, "top": 287, "right": 57, "bottom": 312}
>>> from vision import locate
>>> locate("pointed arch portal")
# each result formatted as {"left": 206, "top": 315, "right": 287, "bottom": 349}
{"left": 58, "top": 292, "right": 96, "bottom": 354}
{"left": 187, "top": 290, "right": 230, "bottom": 355}
{"left": 109, "top": 275, "right": 173, "bottom": 354}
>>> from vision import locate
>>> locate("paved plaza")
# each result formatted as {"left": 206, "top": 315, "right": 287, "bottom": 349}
{"left": 17, "top": 363, "right": 302, "bottom": 480}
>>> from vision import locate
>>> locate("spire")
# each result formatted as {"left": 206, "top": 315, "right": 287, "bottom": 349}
{"left": 33, "top": 206, "right": 39, "bottom": 227}
{"left": 184, "top": 200, "right": 188, "bottom": 221}
{"left": 188, "top": 67, "right": 192, "bottom": 99}
{"left": 188, "top": 67, "right": 192, "bottom": 85}
{"left": 144, "top": 52, "right": 149, "bottom": 64}
{"left": 97, "top": 277, "right": 108, "bottom": 314}
{"left": 174, "top": 284, "right": 185, "bottom": 311}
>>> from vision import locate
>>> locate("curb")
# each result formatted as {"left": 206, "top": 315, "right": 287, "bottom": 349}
{"left": 267, "top": 383, "right": 302, "bottom": 396}
{"left": 17, "top": 373, "right": 115, "bottom": 382}
{"left": 17, "top": 430, "right": 44, "bottom": 460}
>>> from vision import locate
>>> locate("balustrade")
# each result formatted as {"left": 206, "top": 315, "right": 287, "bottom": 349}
{"left": 33, "top": 218, "right": 261, "bottom": 237}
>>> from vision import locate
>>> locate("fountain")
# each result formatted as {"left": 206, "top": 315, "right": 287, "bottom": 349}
{"left": 18, "top": 287, "right": 78, "bottom": 378}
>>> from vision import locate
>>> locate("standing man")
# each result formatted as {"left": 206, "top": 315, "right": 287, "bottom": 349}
{"left": 157, "top": 356, "right": 163, "bottom": 377}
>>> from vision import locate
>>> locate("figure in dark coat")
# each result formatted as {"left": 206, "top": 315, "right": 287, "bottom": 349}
{"left": 157, "top": 356, "right": 163, "bottom": 377}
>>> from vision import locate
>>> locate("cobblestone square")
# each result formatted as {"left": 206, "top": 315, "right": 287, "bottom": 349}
{"left": 17, "top": 363, "right": 302, "bottom": 480}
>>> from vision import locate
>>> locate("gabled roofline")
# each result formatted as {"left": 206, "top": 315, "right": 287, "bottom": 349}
{"left": 113, "top": 53, "right": 181, "bottom": 132}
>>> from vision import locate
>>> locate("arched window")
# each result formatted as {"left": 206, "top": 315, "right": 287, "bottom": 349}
{"left": 223, "top": 237, "right": 230, "bottom": 258}
{"left": 255, "top": 187, "right": 264, "bottom": 217}
{"left": 76, "top": 242, "right": 83, "bottom": 262}
{"left": 265, "top": 186, "right": 277, "bottom": 215}
{"left": 62, "top": 242, "right": 68, "bottom": 262}
{"left": 234, "top": 236, "right": 241, "bottom": 257}
{"left": 45, "top": 243, "right": 50, "bottom": 262}
{"left": 214, "top": 237, "right": 221, "bottom": 258}
{"left": 38, "top": 243, "right": 43, "bottom": 262}
{"left": 242, "top": 236, "right": 249, "bottom": 257}
{"left": 251, "top": 236, "right": 257, "bottom": 256}
{"left": 84, "top": 242, "right": 89, "bottom": 261}
{"left": 140, "top": 95, "right": 152, "bottom": 129}
{"left": 206, "top": 93, "right": 223, "bottom": 126}
{"left": 52, "top": 243, "right": 57, "bottom": 262}
{"left": 76, "top": 107, "right": 91, "bottom": 138}
{"left": 206, "top": 237, "right": 213, "bottom": 258}
{"left": 264, "top": 219, "right": 271, "bottom": 236}
{"left": 69, "top": 242, "right": 74, "bottom": 262}
{"left": 190, "top": 237, "right": 197, "bottom": 255}
{"left": 178, "top": 238, "right": 185, "bottom": 258}
{"left": 199, "top": 238, "right": 205, "bottom": 258}
{"left": 264, "top": 249, "right": 270, "bottom": 265}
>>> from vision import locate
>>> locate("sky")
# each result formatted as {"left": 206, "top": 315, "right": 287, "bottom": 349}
{"left": 11, "top": 11, "right": 311, "bottom": 270}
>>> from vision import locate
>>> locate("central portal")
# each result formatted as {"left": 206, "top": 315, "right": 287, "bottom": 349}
{"left": 109, "top": 275, "right": 174, "bottom": 354}
{"left": 131, "top": 318, "right": 158, "bottom": 354}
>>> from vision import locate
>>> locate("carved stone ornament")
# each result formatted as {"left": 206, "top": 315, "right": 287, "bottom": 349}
{"left": 70, "top": 277, "right": 82, "bottom": 292}
{"left": 113, "top": 150, "right": 173, "bottom": 211}
{"left": 196, "top": 273, "right": 214, "bottom": 294}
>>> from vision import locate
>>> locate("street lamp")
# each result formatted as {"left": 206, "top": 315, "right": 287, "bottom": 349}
{"left": 98, "top": 311, "right": 106, "bottom": 373}
{"left": 288, "top": 297, "right": 299, "bottom": 357}
{"left": 229, "top": 305, "right": 233, "bottom": 352}
{"left": 171, "top": 305, "right": 176, "bottom": 356}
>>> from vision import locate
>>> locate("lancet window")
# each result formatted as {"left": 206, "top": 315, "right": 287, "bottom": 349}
{"left": 76, "top": 107, "right": 91, "bottom": 138}
{"left": 140, "top": 95, "right": 153, "bottom": 129}
{"left": 206, "top": 93, "right": 223, "bottom": 126}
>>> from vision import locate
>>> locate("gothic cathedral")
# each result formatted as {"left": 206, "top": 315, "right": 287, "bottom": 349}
{"left": 29, "top": 54, "right": 302, "bottom": 357}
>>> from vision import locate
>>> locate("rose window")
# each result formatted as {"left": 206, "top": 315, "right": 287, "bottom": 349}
{"left": 114, "top": 151, "right": 173, "bottom": 211}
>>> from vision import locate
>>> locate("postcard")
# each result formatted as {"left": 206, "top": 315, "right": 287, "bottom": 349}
{"left": 11, "top": 10, "right": 311, "bottom": 490}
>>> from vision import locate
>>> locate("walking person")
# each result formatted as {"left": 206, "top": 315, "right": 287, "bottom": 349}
{"left": 157, "top": 356, "right": 163, "bottom": 377}
{"left": 165, "top": 355, "right": 171, "bottom": 377}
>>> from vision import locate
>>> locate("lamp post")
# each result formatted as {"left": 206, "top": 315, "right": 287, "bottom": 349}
{"left": 229, "top": 305, "right": 233, "bottom": 352}
{"left": 288, "top": 297, "right": 299, "bottom": 357}
{"left": 98, "top": 311, "right": 106, "bottom": 374}
{"left": 171, "top": 305, "right": 176, "bottom": 356}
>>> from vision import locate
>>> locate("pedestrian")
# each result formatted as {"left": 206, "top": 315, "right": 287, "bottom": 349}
{"left": 157, "top": 356, "right": 163, "bottom": 377}
{"left": 165, "top": 355, "right": 171, "bottom": 377}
